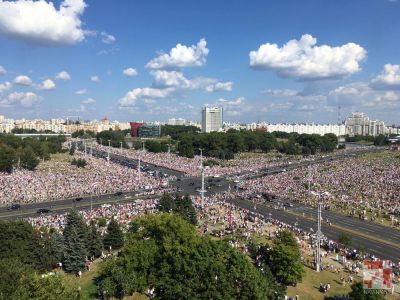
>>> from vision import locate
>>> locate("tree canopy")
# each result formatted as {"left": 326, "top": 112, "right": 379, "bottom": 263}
{"left": 97, "top": 213, "right": 278, "bottom": 299}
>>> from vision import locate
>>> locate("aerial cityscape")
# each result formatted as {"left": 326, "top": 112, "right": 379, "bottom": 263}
{"left": 0, "top": 1, "right": 400, "bottom": 299}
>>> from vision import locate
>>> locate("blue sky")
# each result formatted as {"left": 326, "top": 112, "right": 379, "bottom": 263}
{"left": 0, "top": 0, "right": 399, "bottom": 124}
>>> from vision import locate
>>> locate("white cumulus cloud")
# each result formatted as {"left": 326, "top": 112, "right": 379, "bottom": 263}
{"left": 100, "top": 32, "right": 116, "bottom": 44}
{"left": 82, "top": 97, "right": 95, "bottom": 104}
{"left": 249, "top": 34, "right": 366, "bottom": 80}
{"left": 75, "top": 88, "right": 87, "bottom": 95}
{"left": 14, "top": 75, "right": 32, "bottom": 86}
{"left": 146, "top": 38, "right": 209, "bottom": 69}
{"left": 55, "top": 71, "right": 71, "bottom": 80}
{"left": 205, "top": 81, "right": 233, "bottom": 92}
{"left": 0, "top": 91, "right": 41, "bottom": 107}
{"left": 151, "top": 70, "right": 191, "bottom": 88}
{"left": 0, "top": 81, "right": 12, "bottom": 93}
{"left": 0, "top": 65, "right": 6, "bottom": 75}
{"left": 122, "top": 68, "right": 138, "bottom": 77}
{"left": 37, "top": 79, "right": 56, "bottom": 90}
{"left": 90, "top": 75, "right": 99, "bottom": 82}
{"left": 0, "top": 0, "right": 87, "bottom": 46}
{"left": 370, "top": 64, "right": 400, "bottom": 90}
{"left": 119, "top": 87, "right": 174, "bottom": 107}
{"left": 216, "top": 97, "right": 249, "bottom": 116}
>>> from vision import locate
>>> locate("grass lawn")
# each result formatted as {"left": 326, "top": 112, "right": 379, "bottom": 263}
{"left": 286, "top": 266, "right": 351, "bottom": 299}
{"left": 62, "top": 261, "right": 148, "bottom": 300}
{"left": 62, "top": 263, "right": 100, "bottom": 299}
{"left": 287, "top": 266, "right": 399, "bottom": 300}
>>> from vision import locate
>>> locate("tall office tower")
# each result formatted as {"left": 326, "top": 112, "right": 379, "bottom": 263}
{"left": 202, "top": 106, "right": 223, "bottom": 133}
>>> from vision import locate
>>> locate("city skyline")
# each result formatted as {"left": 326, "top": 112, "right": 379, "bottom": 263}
{"left": 0, "top": 0, "right": 399, "bottom": 124}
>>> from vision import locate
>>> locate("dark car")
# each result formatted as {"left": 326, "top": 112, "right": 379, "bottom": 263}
{"left": 75, "top": 197, "right": 84, "bottom": 202}
{"left": 189, "top": 182, "right": 195, "bottom": 186}
{"left": 37, "top": 208, "right": 50, "bottom": 214}
{"left": 114, "top": 191, "right": 123, "bottom": 196}
{"left": 8, "top": 203, "right": 21, "bottom": 210}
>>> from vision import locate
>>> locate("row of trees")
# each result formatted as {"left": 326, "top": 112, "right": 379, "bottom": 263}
{"left": 0, "top": 134, "right": 66, "bottom": 173}
{"left": 345, "top": 134, "right": 391, "bottom": 146}
{"left": 96, "top": 130, "right": 129, "bottom": 148}
{"left": 0, "top": 210, "right": 123, "bottom": 274}
{"left": 175, "top": 130, "right": 338, "bottom": 159}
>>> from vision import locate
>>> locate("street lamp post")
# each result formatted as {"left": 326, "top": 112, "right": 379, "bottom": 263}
{"left": 120, "top": 141, "right": 123, "bottom": 155}
{"left": 311, "top": 191, "right": 330, "bottom": 272}
{"left": 107, "top": 140, "right": 111, "bottom": 164}
{"left": 199, "top": 148, "right": 206, "bottom": 205}
{"left": 138, "top": 154, "right": 141, "bottom": 183}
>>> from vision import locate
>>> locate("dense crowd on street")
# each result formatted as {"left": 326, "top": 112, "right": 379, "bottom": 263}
{"left": 235, "top": 153, "right": 400, "bottom": 220}
{"left": 0, "top": 152, "right": 163, "bottom": 206}
{"left": 26, "top": 198, "right": 158, "bottom": 231}
{"left": 94, "top": 143, "right": 311, "bottom": 177}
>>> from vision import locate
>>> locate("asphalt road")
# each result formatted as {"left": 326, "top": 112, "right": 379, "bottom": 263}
{"left": 228, "top": 198, "right": 400, "bottom": 261}
{"left": 1, "top": 145, "right": 398, "bottom": 261}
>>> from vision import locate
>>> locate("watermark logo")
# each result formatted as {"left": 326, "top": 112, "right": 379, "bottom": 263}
{"left": 362, "top": 260, "right": 392, "bottom": 294}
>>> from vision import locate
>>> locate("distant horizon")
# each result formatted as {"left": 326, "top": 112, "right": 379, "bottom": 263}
{"left": 1, "top": 111, "right": 399, "bottom": 127}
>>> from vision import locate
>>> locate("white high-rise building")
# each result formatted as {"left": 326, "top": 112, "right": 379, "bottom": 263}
{"left": 168, "top": 118, "right": 186, "bottom": 126}
{"left": 345, "top": 112, "right": 386, "bottom": 136}
{"left": 202, "top": 106, "right": 223, "bottom": 133}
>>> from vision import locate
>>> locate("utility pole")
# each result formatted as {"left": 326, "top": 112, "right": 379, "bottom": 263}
{"left": 107, "top": 140, "right": 111, "bottom": 164}
{"left": 84, "top": 140, "right": 87, "bottom": 156}
{"left": 120, "top": 142, "right": 123, "bottom": 155}
{"left": 138, "top": 155, "right": 141, "bottom": 183}
{"left": 142, "top": 141, "right": 145, "bottom": 152}
{"left": 199, "top": 148, "right": 205, "bottom": 205}
{"left": 311, "top": 191, "right": 329, "bottom": 272}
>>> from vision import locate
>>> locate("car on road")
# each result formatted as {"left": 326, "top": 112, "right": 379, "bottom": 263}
{"left": 188, "top": 182, "right": 195, "bottom": 186}
{"left": 75, "top": 197, "right": 84, "bottom": 201}
{"left": 37, "top": 208, "right": 50, "bottom": 214}
{"left": 216, "top": 183, "right": 222, "bottom": 187}
{"left": 284, "top": 202, "right": 294, "bottom": 208}
{"left": 177, "top": 187, "right": 183, "bottom": 192}
{"left": 8, "top": 203, "right": 21, "bottom": 210}
{"left": 114, "top": 191, "right": 123, "bottom": 196}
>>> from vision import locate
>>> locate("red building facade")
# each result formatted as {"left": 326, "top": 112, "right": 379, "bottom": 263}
{"left": 129, "top": 122, "right": 143, "bottom": 137}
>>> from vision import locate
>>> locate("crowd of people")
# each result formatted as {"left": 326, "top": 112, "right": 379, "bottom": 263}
{"left": 0, "top": 152, "right": 164, "bottom": 206}
{"left": 27, "top": 198, "right": 158, "bottom": 231}
{"left": 93, "top": 143, "right": 308, "bottom": 177}
{"left": 234, "top": 152, "right": 400, "bottom": 222}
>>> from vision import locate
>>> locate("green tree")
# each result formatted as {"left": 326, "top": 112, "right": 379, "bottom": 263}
{"left": 157, "top": 193, "right": 176, "bottom": 212}
{"left": 63, "top": 210, "right": 89, "bottom": 272}
{"left": 40, "top": 231, "right": 64, "bottom": 270}
{"left": 269, "top": 230, "right": 304, "bottom": 285}
{"left": 0, "top": 221, "right": 44, "bottom": 270}
{"left": 63, "top": 227, "right": 86, "bottom": 273}
{"left": 19, "top": 145, "right": 39, "bottom": 170}
{"left": 12, "top": 274, "right": 75, "bottom": 300}
{"left": 348, "top": 281, "right": 385, "bottom": 300}
{"left": 0, "top": 258, "right": 32, "bottom": 299}
{"left": 103, "top": 219, "right": 124, "bottom": 250}
{"left": 176, "top": 194, "right": 197, "bottom": 225}
{"left": 0, "top": 143, "right": 15, "bottom": 173}
{"left": 177, "top": 137, "right": 194, "bottom": 158}
{"left": 97, "top": 214, "right": 277, "bottom": 299}
{"left": 87, "top": 223, "right": 103, "bottom": 258}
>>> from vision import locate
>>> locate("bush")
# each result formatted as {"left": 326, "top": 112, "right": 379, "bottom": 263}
{"left": 71, "top": 158, "right": 87, "bottom": 168}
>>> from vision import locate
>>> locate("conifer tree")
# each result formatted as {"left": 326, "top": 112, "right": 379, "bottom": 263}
{"left": 87, "top": 223, "right": 103, "bottom": 258}
{"left": 103, "top": 219, "right": 124, "bottom": 250}
{"left": 63, "top": 227, "right": 86, "bottom": 273}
